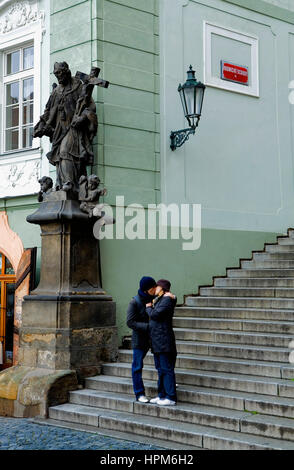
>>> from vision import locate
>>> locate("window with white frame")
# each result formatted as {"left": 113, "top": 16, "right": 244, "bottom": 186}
{"left": 203, "top": 22, "right": 259, "bottom": 97}
{"left": 3, "top": 43, "right": 34, "bottom": 152}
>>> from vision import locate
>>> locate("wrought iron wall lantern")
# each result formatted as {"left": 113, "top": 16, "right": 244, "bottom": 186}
{"left": 170, "top": 65, "right": 206, "bottom": 151}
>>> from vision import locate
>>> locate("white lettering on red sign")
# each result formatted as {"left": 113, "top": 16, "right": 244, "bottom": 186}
{"left": 221, "top": 61, "right": 249, "bottom": 85}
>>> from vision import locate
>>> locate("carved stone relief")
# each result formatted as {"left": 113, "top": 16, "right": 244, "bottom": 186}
{"left": 0, "top": 1, "right": 44, "bottom": 34}
{"left": 0, "top": 159, "right": 41, "bottom": 197}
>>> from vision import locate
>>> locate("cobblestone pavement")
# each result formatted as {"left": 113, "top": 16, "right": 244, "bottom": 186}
{"left": 0, "top": 418, "right": 164, "bottom": 450}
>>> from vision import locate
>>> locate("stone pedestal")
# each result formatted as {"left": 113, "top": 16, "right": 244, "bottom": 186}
{"left": 0, "top": 192, "right": 118, "bottom": 418}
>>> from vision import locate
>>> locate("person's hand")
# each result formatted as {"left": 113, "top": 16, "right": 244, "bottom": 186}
{"left": 164, "top": 292, "right": 175, "bottom": 299}
{"left": 146, "top": 302, "right": 152, "bottom": 307}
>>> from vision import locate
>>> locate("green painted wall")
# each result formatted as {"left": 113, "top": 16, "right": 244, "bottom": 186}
{"left": 50, "top": 0, "right": 160, "bottom": 206}
{"left": 100, "top": 228, "right": 280, "bottom": 341}
{"left": 0, "top": 0, "right": 288, "bottom": 347}
{"left": 48, "top": 0, "right": 283, "bottom": 345}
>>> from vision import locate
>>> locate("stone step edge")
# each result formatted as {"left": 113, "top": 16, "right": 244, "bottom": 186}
{"left": 161, "top": 340, "right": 291, "bottom": 356}
{"left": 177, "top": 305, "right": 294, "bottom": 312}
{"left": 86, "top": 375, "right": 294, "bottom": 417}
{"left": 120, "top": 340, "right": 291, "bottom": 355}
{"left": 173, "top": 327, "right": 294, "bottom": 341}
{"left": 69, "top": 389, "right": 294, "bottom": 440}
{"left": 118, "top": 349, "right": 294, "bottom": 370}
{"left": 193, "top": 249, "right": 294, "bottom": 292}
{"left": 215, "top": 278, "right": 294, "bottom": 280}
{"left": 150, "top": 340, "right": 291, "bottom": 353}
{"left": 200, "top": 287, "right": 294, "bottom": 293}
{"left": 214, "top": 278, "right": 294, "bottom": 284}
{"left": 87, "top": 375, "right": 294, "bottom": 408}
{"left": 31, "top": 417, "right": 197, "bottom": 450}
{"left": 196, "top": 232, "right": 294, "bottom": 293}
{"left": 69, "top": 388, "right": 294, "bottom": 430}
{"left": 202, "top": 286, "right": 294, "bottom": 289}
{"left": 102, "top": 362, "right": 294, "bottom": 387}
{"left": 121, "top": 338, "right": 291, "bottom": 354}
{"left": 173, "top": 316, "right": 294, "bottom": 327}
{"left": 48, "top": 403, "right": 294, "bottom": 450}
{"left": 186, "top": 296, "right": 294, "bottom": 301}
{"left": 185, "top": 297, "right": 294, "bottom": 309}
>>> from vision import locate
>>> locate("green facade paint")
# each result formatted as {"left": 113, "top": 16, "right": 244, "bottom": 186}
{"left": 2, "top": 0, "right": 293, "bottom": 345}
{"left": 100, "top": 228, "right": 280, "bottom": 341}
{"left": 50, "top": 0, "right": 160, "bottom": 207}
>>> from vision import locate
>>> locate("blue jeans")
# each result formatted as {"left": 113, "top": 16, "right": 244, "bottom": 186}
{"left": 153, "top": 353, "right": 177, "bottom": 402}
{"left": 132, "top": 348, "right": 149, "bottom": 399}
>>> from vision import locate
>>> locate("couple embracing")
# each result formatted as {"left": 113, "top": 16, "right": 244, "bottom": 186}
{"left": 127, "top": 276, "right": 177, "bottom": 406}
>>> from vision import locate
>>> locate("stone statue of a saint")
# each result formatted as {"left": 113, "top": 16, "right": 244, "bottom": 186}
{"left": 33, "top": 62, "right": 101, "bottom": 194}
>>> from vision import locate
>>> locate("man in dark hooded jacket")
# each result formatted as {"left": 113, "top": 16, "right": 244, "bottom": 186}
{"left": 127, "top": 276, "right": 157, "bottom": 403}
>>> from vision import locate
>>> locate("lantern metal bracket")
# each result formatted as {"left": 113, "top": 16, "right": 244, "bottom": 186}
{"left": 170, "top": 125, "right": 196, "bottom": 151}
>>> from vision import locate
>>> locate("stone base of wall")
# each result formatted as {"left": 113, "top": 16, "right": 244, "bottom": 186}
{"left": 0, "top": 366, "right": 78, "bottom": 418}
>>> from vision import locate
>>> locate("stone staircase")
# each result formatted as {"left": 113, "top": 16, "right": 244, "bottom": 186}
{"left": 47, "top": 230, "right": 294, "bottom": 449}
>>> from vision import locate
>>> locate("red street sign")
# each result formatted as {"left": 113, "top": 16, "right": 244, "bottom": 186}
{"left": 221, "top": 61, "right": 249, "bottom": 86}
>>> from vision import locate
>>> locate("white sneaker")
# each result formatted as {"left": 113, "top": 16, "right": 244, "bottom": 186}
{"left": 157, "top": 398, "right": 176, "bottom": 406}
{"left": 137, "top": 395, "right": 149, "bottom": 403}
{"left": 149, "top": 396, "right": 161, "bottom": 404}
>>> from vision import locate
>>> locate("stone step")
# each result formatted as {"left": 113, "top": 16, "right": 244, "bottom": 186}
{"left": 214, "top": 278, "right": 294, "bottom": 287}
{"left": 87, "top": 375, "right": 294, "bottom": 419}
{"left": 173, "top": 316, "right": 294, "bottom": 335}
{"left": 48, "top": 403, "right": 294, "bottom": 450}
{"left": 199, "top": 287, "right": 294, "bottom": 298}
{"left": 174, "top": 327, "right": 293, "bottom": 348}
{"left": 186, "top": 295, "right": 294, "bottom": 310}
{"left": 101, "top": 362, "right": 294, "bottom": 397}
{"left": 175, "top": 306, "right": 294, "bottom": 321}
{"left": 227, "top": 268, "right": 294, "bottom": 278}
{"left": 278, "top": 238, "right": 294, "bottom": 245}
{"left": 69, "top": 389, "right": 243, "bottom": 432}
{"left": 174, "top": 340, "right": 290, "bottom": 363}
{"left": 33, "top": 417, "right": 199, "bottom": 451}
{"left": 117, "top": 349, "right": 293, "bottom": 378}
{"left": 242, "top": 260, "right": 294, "bottom": 268}
{"left": 121, "top": 337, "right": 291, "bottom": 362}
{"left": 266, "top": 244, "right": 294, "bottom": 252}
{"left": 253, "top": 252, "right": 294, "bottom": 260}
{"left": 68, "top": 389, "right": 294, "bottom": 442}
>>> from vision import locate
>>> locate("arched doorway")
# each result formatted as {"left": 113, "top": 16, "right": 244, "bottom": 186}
{"left": 0, "top": 253, "right": 16, "bottom": 369}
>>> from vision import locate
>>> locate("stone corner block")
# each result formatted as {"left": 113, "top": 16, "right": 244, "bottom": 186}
{"left": 0, "top": 366, "right": 78, "bottom": 418}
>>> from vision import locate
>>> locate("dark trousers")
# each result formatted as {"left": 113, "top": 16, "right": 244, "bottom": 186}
{"left": 132, "top": 348, "right": 148, "bottom": 399}
{"left": 153, "top": 352, "right": 177, "bottom": 402}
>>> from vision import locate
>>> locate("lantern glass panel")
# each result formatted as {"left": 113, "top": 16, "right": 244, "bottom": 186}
{"left": 179, "top": 88, "right": 188, "bottom": 116}
{"left": 184, "top": 86, "right": 195, "bottom": 117}
{"left": 195, "top": 87, "right": 204, "bottom": 116}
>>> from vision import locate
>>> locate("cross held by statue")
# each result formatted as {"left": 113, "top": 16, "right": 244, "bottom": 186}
{"left": 75, "top": 67, "right": 109, "bottom": 89}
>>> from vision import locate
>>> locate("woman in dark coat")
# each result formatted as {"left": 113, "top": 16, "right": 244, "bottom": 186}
{"left": 146, "top": 279, "right": 177, "bottom": 406}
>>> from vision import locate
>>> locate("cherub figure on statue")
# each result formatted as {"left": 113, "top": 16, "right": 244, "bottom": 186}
{"left": 38, "top": 176, "right": 53, "bottom": 202}
{"left": 79, "top": 174, "right": 107, "bottom": 218}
